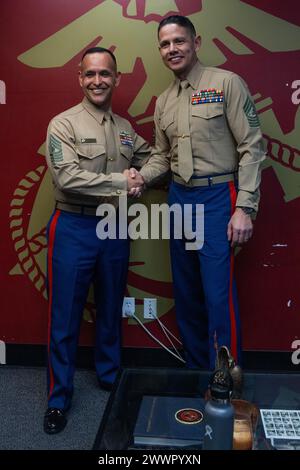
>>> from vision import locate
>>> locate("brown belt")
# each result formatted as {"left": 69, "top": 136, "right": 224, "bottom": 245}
{"left": 55, "top": 201, "right": 99, "bottom": 216}
{"left": 172, "top": 172, "right": 237, "bottom": 187}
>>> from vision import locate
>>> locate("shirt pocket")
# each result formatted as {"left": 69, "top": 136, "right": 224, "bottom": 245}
{"left": 119, "top": 145, "right": 133, "bottom": 162}
{"left": 76, "top": 143, "right": 106, "bottom": 173}
{"left": 160, "top": 113, "right": 176, "bottom": 141}
{"left": 191, "top": 103, "right": 225, "bottom": 141}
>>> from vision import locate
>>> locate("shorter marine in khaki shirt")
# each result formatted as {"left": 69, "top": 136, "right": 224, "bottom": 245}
{"left": 46, "top": 97, "right": 151, "bottom": 208}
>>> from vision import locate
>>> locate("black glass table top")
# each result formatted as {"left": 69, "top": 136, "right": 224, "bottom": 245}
{"left": 93, "top": 367, "right": 300, "bottom": 451}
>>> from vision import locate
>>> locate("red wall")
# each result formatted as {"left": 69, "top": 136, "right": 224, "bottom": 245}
{"left": 0, "top": 0, "right": 299, "bottom": 352}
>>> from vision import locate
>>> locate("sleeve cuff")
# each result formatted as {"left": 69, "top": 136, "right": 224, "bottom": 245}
{"left": 139, "top": 167, "right": 153, "bottom": 184}
{"left": 111, "top": 173, "right": 127, "bottom": 195}
{"left": 236, "top": 189, "right": 259, "bottom": 212}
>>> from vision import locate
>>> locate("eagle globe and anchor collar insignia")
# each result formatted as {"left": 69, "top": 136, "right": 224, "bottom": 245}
{"left": 191, "top": 88, "right": 224, "bottom": 105}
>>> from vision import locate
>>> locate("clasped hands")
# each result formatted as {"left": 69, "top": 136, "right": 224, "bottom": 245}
{"left": 123, "top": 168, "right": 145, "bottom": 197}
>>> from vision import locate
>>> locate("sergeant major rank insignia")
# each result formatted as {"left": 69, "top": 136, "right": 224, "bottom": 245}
{"left": 49, "top": 134, "right": 63, "bottom": 164}
{"left": 243, "top": 96, "right": 260, "bottom": 127}
{"left": 191, "top": 88, "right": 224, "bottom": 105}
{"left": 119, "top": 131, "right": 133, "bottom": 147}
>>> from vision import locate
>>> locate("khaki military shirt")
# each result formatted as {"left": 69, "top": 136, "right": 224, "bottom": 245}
{"left": 140, "top": 60, "right": 266, "bottom": 211}
{"left": 46, "top": 97, "right": 151, "bottom": 207}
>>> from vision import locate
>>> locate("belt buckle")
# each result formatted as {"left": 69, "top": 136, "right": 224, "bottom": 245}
{"left": 208, "top": 176, "right": 213, "bottom": 186}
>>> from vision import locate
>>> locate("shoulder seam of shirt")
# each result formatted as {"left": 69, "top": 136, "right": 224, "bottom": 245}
{"left": 52, "top": 103, "right": 85, "bottom": 121}
{"left": 113, "top": 113, "right": 132, "bottom": 129}
{"left": 203, "top": 66, "right": 236, "bottom": 78}
{"left": 157, "top": 81, "right": 177, "bottom": 105}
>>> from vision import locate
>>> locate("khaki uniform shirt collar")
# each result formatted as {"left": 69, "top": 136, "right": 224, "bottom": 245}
{"left": 176, "top": 60, "right": 204, "bottom": 96}
{"left": 81, "top": 97, "right": 115, "bottom": 124}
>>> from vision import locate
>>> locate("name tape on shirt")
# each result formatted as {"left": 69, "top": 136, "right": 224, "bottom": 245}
{"left": 120, "top": 131, "right": 133, "bottom": 147}
{"left": 191, "top": 88, "right": 224, "bottom": 105}
{"left": 80, "top": 138, "right": 97, "bottom": 143}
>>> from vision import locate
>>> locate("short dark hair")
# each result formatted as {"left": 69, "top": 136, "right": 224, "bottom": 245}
{"left": 158, "top": 15, "right": 196, "bottom": 38}
{"left": 81, "top": 46, "right": 117, "bottom": 65}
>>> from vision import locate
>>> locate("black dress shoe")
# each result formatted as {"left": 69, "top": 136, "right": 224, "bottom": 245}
{"left": 98, "top": 380, "right": 113, "bottom": 392}
{"left": 44, "top": 408, "right": 67, "bottom": 434}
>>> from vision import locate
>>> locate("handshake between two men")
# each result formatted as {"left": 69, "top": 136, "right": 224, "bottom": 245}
{"left": 123, "top": 168, "right": 145, "bottom": 197}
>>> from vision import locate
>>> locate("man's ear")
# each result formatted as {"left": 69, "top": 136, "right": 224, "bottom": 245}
{"left": 194, "top": 35, "right": 201, "bottom": 52}
{"left": 115, "top": 71, "right": 121, "bottom": 88}
{"left": 78, "top": 70, "right": 83, "bottom": 88}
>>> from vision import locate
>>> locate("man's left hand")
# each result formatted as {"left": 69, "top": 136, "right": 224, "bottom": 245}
{"left": 227, "top": 208, "right": 253, "bottom": 247}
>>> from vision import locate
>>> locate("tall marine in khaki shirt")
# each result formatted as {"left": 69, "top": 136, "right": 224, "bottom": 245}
{"left": 141, "top": 59, "right": 265, "bottom": 212}
{"left": 139, "top": 16, "right": 266, "bottom": 371}
{"left": 43, "top": 47, "right": 149, "bottom": 435}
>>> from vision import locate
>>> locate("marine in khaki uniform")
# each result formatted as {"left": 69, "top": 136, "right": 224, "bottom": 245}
{"left": 139, "top": 16, "right": 265, "bottom": 371}
{"left": 44, "top": 47, "right": 149, "bottom": 434}
{"left": 47, "top": 97, "right": 148, "bottom": 208}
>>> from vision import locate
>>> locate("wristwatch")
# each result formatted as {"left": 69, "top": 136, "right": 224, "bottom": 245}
{"left": 237, "top": 206, "right": 256, "bottom": 216}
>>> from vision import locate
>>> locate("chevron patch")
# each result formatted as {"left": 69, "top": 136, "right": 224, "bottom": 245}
{"left": 243, "top": 97, "right": 260, "bottom": 127}
{"left": 49, "top": 134, "right": 63, "bottom": 163}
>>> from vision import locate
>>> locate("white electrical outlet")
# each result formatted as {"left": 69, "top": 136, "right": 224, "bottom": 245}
{"left": 144, "top": 298, "right": 157, "bottom": 319}
{"left": 122, "top": 297, "right": 135, "bottom": 317}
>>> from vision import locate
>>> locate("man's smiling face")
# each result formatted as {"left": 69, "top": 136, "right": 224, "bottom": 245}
{"left": 158, "top": 23, "right": 200, "bottom": 79}
{"left": 79, "top": 52, "right": 121, "bottom": 110}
